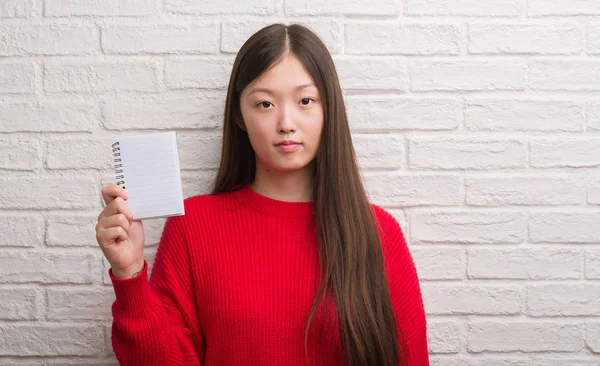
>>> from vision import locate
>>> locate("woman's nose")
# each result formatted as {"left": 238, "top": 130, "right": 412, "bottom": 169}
{"left": 277, "top": 104, "right": 297, "bottom": 132}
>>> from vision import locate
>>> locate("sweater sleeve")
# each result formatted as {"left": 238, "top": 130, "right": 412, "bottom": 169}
{"left": 401, "top": 327, "right": 429, "bottom": 366}
{"left": 372, "top": 205, "right": 430, "bottom": 366}
{"left": 109, "top": 215, "right": 204, "bottom": 366}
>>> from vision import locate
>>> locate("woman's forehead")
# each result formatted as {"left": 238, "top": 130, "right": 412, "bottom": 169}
{"left": 243, "top": 54, "right": 316, "bottom": 95}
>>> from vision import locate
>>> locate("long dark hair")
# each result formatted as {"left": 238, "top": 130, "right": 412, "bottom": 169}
{"left": 210, "top": 23, "right": 405, "bottom": 366}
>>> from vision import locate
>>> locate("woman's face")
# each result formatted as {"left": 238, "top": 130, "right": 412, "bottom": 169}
{"left": 239, "top": 52, "right": 324, "bottom": 174}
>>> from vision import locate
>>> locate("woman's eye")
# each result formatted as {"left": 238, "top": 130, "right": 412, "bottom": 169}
{"left": 257, "top": 101, "right": 272, "bottom": 109}
{"left": 300, "top": 98, "right": 314, "bottom": 106}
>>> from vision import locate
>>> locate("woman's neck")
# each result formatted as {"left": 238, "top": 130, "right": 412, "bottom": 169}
{"left": 249, "top": 173, "right": 313, "bottom": 203}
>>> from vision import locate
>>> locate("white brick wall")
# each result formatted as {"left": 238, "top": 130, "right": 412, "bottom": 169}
{"left": 0, "top": 0, "right": 599, "bottom": 364}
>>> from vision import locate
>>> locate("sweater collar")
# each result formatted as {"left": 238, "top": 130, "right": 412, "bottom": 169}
{"left": 233, "top": 184, "right": 313, "bottom": 218}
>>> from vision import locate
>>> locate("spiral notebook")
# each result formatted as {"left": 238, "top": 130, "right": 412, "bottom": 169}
{"left": 112, "top": 131, "right": 185, "bottom": 220}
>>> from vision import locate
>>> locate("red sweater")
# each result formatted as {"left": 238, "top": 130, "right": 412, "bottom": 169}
{"left": 109, "top": 184, "right": 429, "bottom": 365}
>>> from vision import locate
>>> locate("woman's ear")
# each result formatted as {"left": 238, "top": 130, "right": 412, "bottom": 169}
{"left": 235, "top": 114, "right": 247, "bottom": 131}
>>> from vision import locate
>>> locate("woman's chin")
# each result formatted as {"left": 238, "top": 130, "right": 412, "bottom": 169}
{"left": 266, "top": 161, "right": 311, "bottom": 173}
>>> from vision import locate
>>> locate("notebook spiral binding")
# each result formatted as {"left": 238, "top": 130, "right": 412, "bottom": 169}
{"left": 112, "top": 141, "right": 125, "bottom": 190}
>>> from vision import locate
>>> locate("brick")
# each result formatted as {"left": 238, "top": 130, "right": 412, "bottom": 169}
{"left": 588, "top": 101, "right": 600, "bottom": 130}
{"left": 165, "top": 57, "right": 234, "bottom": 90}
{"left": 346, "top": 97, "right": 459, "bottom": 131}
{"left": 469, "top": 24, "right": 581, "bottom": 54}
{"left": 406, "top": 0, "right": 520, "bottom": 16}
{"left": 178, "top": 134, "right": 222, "bottom": 170}
{"left": 102, "top": 24, "right": 218, "bottom": 55}
{"left": 411, "top": 248, "right": 465, "bottom": 280}
{"left": 346, "top": 23, "right": 460, "bottom": 55}
{"left": 0, "top": 62, "right": 35, "bottom": 94}
{"left": 427, "top": 321, "right": 463, "bottom": 353}
{"left": 142, "top": 218, "right": 167, "bottom": 246}
{"left": 530, "top": 212, "right": 600, "bottom": 243}
{"left": 0, "top": 215, "right": 44, "bottom": 247}
{"left": 589, "top": 177, "right": 600, "bottom": 204}
{"left": 221, "top": 20, "right": 343, "bottom": 54}
{"left": 528, "top": 0, "right": 600, "bottom": 16}
{"left": 221, "top": 21, "right": 270, "bottom": 53}
{"left": 587, "top": 25, "right": 600, "bottom": 54}
{"left": 44, "top": 61, "right": 159, "bottom": 93}
{"left": 429, "top": 359, "right": 600, "bottom": 366}
{"left": 468, "top": 322, "right": 583, "bottom": 352}
{"left": 0, "top": 0, "right": 34, "bottom": 18}
{"left": 286, "top": 0, "right": 399, "bottom": 15}
{"left": 411, "top": 211, "right": 527, "bottom": 244}
{"left": 411, "top": 60, "right": 526, "bottom": 91}
{"left": 334, "top": 57, "right": 407, "bottom": 91}
{"left": 0, "top": 251, "right": 95, "bottom": 284}
{"left": 422, "top": 285, "right": 522, "bottom": 315}
{"left": 427, "top": 360, "right": 500, "bottom": 366}
{"left": 465, "top": 99, "right": 584, "bottom": 131}
{"left": 530, "top": 60, "right": 600, "bottom": 91}
{"left": 0, "top": 288, "right": 37, "bottom": 320}
{"left": 0, "top": 25, "right": 98, "bottom": 56}
{"left": 45, "top": 0, "right": 156, "bottom": 17}
{"left": 46, "top": 138, "right": 112, "bottom": 170}
{"left": 0, "top": 325, "right": 104, "bottom": 356}
{"left": 587, "top": 323, "right": 600, "bottom": 352}
{"left": 47, "top": 288, "right": 114, "bottom": 320}
{"left": 103, "top": 93, "right": 224, "bottom": 130}
{"left": 363, "top": 173, "right": 461, "bottom": 207}
{"left": 408, "top": 137, "right": 526, "bottom": 170}
{"left": 353, "top": 135, "right": 405, "bottom": 169}
{"left": 527, "top": 284, "right": 600, "bottom": 316}
{"left": 468, "top": 248, "right": 582, "bottom": 280}
{"left": 586, "top": 250, "right": 600, "bottom": 279}
{"left": 530, "top": 138, "right": 600, "bottom": 167}
{"left": 105, "top": 326, "right": 113, "bottom": 357}
{"left": 0, "top": 139, "right": 42, "bottom": 169}
{"left": 165, "top": 0, "right": 277, "bottom": 15}
{"left": 47, "top": 215, "right": 99, "bottom": 247}
{"left": 46, "top": 360, "right": 119, "bottom": 366}
{"left": 534, "top": 361, "right": 600, "bottom": 366}
{"left": 0, "top": 177, "right": 98, "bottom": 209}
{"left": 466, "top": 175, "right": 586, "bottom": 206}
{"left": 0, "top": 100, "right": 98, "bottom": 132}
{"left": 182, "top": 172, "right": 216, "bottom": 198}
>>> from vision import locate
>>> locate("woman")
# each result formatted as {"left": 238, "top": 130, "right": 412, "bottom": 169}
{"left": 96, "top": 23, "right": 429, "bottom": 366}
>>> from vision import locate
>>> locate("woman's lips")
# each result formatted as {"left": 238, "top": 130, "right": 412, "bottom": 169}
{"left": 276, "top": 143, "right": 300, "bottom": 152}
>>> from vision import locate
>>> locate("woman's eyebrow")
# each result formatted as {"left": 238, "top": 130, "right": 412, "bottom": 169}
{"left": 248, "top": 83, "right": 316, "bottom": 96}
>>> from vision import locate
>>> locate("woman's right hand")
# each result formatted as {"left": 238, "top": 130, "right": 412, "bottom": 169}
{"left": 96, "top": 184, "right": 146, "bottom": 279}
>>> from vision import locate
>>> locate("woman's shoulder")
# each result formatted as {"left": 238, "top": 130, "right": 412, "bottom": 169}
{"left": 184, "top": 192, "right": 223, "bottom": 208}
{"left": 370, "top": 204, "right": 426, "bottom": 336}
{"left": 369, "top": 203, "right": 405, "bottom": 240}
{"left": 185, "top": 189, "right": 239, "bottom": 209}
{"left": 369, "top": 203, "right": 413, "bottom": 261}
{"left": 168, "top": 191, "right": 235, "bottom": 228}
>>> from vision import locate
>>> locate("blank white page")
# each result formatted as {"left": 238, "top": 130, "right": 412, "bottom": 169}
{"left": 114, "top": 131, "right": 185, "bottom": 220}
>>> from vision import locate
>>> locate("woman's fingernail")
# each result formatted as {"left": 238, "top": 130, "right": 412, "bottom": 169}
{"left": 123, "top": 190, "right": 128, "bottom": 199}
